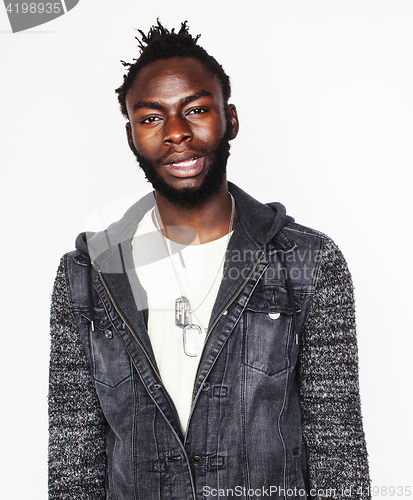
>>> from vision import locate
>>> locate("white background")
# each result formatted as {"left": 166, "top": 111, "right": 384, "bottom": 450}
{"left": 1, "top": 1, "right": 412, "bottom": 498}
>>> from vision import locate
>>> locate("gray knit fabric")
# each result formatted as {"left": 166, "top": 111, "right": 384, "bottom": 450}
{"left": 48, "top": 236, "right": 370, "bottom": 499}
{"left": 48, "top": 259, "right": 106, "bottom": 499}
{"left": 299, "top": 237, "right": 370, "bottom": 498}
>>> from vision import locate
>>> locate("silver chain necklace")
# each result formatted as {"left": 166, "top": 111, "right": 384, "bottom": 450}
{"left": 153, "top": 192, "right": 235, "bottom": 357}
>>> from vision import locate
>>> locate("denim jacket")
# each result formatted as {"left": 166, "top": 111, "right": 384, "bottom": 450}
{"left": 48, "top": 183, "right": 370, "bottom": 500}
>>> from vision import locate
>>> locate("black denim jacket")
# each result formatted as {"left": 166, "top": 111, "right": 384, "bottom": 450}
{"left": 48, "top": 183, "right": 370, "bottom": 500}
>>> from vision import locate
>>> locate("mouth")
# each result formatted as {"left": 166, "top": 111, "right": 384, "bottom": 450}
{"left": 170, "top": 157, "right": 199, "bottom": 167}
{"left": 164, "top": 156, "right": 204, "bottom": 178}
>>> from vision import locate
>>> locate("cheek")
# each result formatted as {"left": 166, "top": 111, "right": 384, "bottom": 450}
{"left": 131, "top": 127, "right": 159, "bottom": 156}
{"left": 196, "top": 120, "right": 226, "bottom": 147}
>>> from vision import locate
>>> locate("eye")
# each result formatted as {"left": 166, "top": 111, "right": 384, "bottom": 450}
{"left": 141, "top": 116, "right": 162, "bottom": 124}
{"left": 186, "top": 107, "right": 206, "bottom": 116}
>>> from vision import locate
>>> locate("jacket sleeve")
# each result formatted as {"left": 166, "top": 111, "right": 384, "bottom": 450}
{"left": 48, "top": 258, "right": 106, "bottom": 499}
{"left": 299, "top": 236, "right": 370, "bottom": 500}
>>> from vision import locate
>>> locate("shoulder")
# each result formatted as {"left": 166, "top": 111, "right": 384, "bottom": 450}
{"left": 283, "top": 220, "right": 348, "bottom": 268}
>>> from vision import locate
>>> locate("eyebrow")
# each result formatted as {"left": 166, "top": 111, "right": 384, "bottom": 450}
{"left": 132, "top": 89, "right": 213, "bottom": 112}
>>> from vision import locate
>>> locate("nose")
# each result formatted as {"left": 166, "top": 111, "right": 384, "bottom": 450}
{"left": 163, "top": 115, "right": 192, "bottom": 145}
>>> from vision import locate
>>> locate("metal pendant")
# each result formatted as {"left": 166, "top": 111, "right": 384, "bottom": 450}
{"left": 182, "top": 324, "right": 202, "bottom": 357}
{"left": 175, "top": 296, "right": 191, "bottom": 327}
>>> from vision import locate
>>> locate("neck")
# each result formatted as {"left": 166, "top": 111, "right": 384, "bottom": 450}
{"left": 154, "top": 181, "right": 236, "bottom": 245}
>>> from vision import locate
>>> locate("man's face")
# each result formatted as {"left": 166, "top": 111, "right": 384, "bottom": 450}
{"left": 125, "top": 57, "right": 239, "bottom": 208}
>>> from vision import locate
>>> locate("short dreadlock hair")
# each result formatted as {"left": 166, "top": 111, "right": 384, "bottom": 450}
{"left": 115, "top": 20, "right": 231, "bottom": 119}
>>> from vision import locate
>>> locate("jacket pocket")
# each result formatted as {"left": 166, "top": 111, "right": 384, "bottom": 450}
{"left": 89, "top": 304, "right": 132, "bottom": 388}
{"left": 242, "top": 284, "right": 294, "bottom": 376}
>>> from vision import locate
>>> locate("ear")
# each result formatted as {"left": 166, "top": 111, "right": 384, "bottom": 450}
{"left": 227, "top": 104, "right": 239, "bottom": 140}
{"left": 125, "top": 122, "right": 136, "bottom": 153}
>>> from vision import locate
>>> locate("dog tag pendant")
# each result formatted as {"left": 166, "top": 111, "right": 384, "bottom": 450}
{"left": 175, "top": 296, "right": 191, "bottom": 327}
{"left": 182, "top": 324, "right": 202, "bottom": 357}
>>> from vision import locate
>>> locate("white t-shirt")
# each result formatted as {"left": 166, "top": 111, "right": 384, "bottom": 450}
{"left": 132, "top": 209, "right": 231, "bottom": 431}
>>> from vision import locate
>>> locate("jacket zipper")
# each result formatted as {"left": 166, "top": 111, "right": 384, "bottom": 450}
{"left": 188, "top": 250, "right": 266, "bottom": 412}
{"left": 97, "top": 270, "right": 162, "bottom": 381}
{"left": 203, "top": 250, "right": 265, "bottom": 346}
{"left": 97, "top": 270, "right": 187, "bottom": 437}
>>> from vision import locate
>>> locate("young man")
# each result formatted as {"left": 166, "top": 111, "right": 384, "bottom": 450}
{"left": 48, "top": 21, "right": 370, "bottom": 500}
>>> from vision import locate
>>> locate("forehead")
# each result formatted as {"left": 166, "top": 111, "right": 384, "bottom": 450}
{"left": 126, "top": 57, "right": 224, "bottom": 107}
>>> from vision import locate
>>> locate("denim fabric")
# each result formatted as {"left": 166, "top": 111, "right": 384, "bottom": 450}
{"left": 65, "top": 183, "right": 325, "bottom": 500}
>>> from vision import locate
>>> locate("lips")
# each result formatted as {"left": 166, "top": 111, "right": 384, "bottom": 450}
{"left": 163, "top": 152, "right": 205, "bottom": 178}
{"left": 164, "top": 150, "right": 203, "bottom": 165}
{"left": 170, "top": 157, "right": 199, "bottom": 167}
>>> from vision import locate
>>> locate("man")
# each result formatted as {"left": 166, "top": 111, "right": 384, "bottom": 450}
{"left": 48, "top": 21, "right": 370, "bottom": 500}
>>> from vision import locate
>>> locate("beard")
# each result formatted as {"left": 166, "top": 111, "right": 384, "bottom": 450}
{"left": 131, "top": 125, "right": 232, "bottom": 209}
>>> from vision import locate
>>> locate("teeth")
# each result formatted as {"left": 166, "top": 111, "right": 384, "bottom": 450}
{"left": 171, "top": 158, "right": 198, "bottom": 167}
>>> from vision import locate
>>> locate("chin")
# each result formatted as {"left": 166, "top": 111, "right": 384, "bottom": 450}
{"left": 153, "top": 178, "right": 224, "bottom": 210}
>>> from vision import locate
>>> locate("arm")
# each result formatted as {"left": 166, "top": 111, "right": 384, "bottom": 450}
{"left": 48, "top": 258, "right": 106, "bottom": 499}
{"left": 299, "top": 237, "right": 370, "bottom": 499}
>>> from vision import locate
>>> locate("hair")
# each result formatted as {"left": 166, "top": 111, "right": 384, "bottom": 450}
{"left": 115, "top": 20, "right": 231, "bottom": 119}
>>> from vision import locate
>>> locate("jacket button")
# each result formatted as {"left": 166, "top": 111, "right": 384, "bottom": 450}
{"left": 202, "top": 382, "right": 211, "bottom": 391}
{"left": 268, "top": 313, "right": 280, "bottom": 320}
{"left": 104, "top": 329, "right": 113, "bottom": 339}
{"left": 191, "top": 455, "right": 203, "bottom": 466}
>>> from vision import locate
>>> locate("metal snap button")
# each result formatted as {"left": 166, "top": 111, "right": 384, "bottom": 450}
{"left": 104, "top": 329, "right": 113, "bottom": 339}
{"left": 202, "top": 382, "right": 211, "bottom": 392}
{"left": 222, "top": 310, "right": 228, "bottom": 315}
{"left": 191, "top": 455, "right": 203, "bottom": 466}
{"left": 268, "top": 313, "right": 280, "bottom": 320}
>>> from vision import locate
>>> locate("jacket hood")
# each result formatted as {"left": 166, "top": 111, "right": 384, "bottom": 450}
{"left": 75, "top": 182, "right": 295, "bottom": 270}
{"left": 228, "top": 183, "right": 294, "bottom": 248}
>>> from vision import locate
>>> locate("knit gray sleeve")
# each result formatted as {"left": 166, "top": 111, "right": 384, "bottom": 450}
{"left": 299, "top": 237, "right": 370, "bottom": 500}
{"left": 48, "top": 258, "right": 106, "bottom": 499}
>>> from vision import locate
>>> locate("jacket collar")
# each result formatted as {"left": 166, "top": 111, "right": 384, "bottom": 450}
{"left": 76, "top": 182, "right": 296, "bottom": 268}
